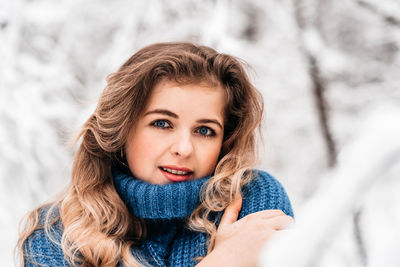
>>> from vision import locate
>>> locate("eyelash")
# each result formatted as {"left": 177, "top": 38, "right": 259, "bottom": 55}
{"left": 150, "top": 120, "right": 216, "bottom": 137}
{"left": 195, "top": 126, "right": 216, "bottom": 137}
{"left": 151, "top": 119, "right": 172, "bottom": 129}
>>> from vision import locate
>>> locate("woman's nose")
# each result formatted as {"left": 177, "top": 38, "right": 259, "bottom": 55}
{"left": 170, "top": 131, "right": 194, "bottom": 158}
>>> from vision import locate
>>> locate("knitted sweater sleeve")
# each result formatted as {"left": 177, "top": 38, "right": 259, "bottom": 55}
{"left": 238, "top": 170, "right": 294, "bottom": 219}
{"left": 22, "top": 214, "right": 68, "bottom": 267}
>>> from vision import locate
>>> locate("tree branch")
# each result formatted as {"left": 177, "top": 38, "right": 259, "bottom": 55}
{"left": 357, "top": 0, "right": 400, "bottom": 27}
{"left": 294, "top": 0, "right": 337, "bottom": 167}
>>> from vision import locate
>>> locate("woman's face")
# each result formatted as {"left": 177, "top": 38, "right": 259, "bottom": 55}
{"left": 125, "top": 80, "right": 225, "bottom": 185}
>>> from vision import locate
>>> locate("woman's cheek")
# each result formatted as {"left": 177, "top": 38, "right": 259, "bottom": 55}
{"left": 141, "top": 131, "right": 164, "bottom": 156}
{"left": 202, "top": 141, "right": 223, "bottom": 174}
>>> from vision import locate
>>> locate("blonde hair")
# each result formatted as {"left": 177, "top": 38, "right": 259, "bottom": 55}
{"left": 17, "top": 42, "right": 263, "bottom": 266}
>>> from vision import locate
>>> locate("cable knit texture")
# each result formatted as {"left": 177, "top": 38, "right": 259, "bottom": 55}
{"left": 23, "top": 169, "right": 293, "bottom": 266}
{"left": 113, "top": 171, "right": 209, "bottom": 219}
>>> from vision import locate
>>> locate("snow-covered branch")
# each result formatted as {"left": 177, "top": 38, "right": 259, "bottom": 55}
{"left": 259, "top": 107, "right": 400, "bottom": 267}
{"left": 356, "top": 0, "right": 400, "bottom": 27}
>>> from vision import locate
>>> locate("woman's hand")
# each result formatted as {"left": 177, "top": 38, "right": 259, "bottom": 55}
{"left": 197, "top": 195, "right": 294, "bottom": 267}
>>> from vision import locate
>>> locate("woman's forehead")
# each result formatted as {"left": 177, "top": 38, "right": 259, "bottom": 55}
{"left": 144, "top": 80, "right": 225, "bottom": 120}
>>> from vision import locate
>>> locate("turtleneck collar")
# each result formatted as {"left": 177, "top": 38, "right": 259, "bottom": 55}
{"left": 112, "top": 168, "right": 209, "bottom": 219}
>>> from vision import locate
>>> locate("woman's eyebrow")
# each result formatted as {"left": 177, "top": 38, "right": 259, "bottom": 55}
{"left": 196, "top": 119, "right": 223, "bottom": 130}
{"left": 144, "top": 109, "right": 178, "bottom": 118}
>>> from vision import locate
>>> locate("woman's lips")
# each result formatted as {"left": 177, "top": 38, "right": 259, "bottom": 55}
{"left": 158, "top": 166, "right": 193, "bottom": 182}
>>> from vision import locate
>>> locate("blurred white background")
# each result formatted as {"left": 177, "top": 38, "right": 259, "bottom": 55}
{"left": 1, "top": 0, "right": 399, "bottom": 266}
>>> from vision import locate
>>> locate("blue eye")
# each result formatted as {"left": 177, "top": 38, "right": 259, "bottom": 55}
{"left": 197, "top": 126, "right": 215, "bottom": 137}
{"left": 152, "top": 120, "right": 171, "bottom": 129}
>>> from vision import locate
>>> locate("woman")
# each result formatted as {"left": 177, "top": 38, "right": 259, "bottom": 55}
{"left": 18, "top": 42, "right": 294, "bottom": 266}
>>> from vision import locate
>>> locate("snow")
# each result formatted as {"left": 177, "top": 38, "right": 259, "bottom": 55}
{"left": 259, "top": 106, "right": 400, "bottom": 267}
{"left": 1, "top": 0, "right": 399, "bottom": 266}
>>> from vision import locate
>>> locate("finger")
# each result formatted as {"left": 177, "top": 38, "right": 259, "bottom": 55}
{"left": 219, "top": 195, "right": 243, "bottom": 228}
{"left": 266, "top": 215, "right": 294, "bottom": 230}
{"left": 246, "top": 209, "right": 285, "bottom": 220}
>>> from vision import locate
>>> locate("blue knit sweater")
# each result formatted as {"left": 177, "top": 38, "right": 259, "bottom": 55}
{"left": 23, "top": 170, "right": 293, "bottom": 266}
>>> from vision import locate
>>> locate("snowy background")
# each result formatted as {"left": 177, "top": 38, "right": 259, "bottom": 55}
{"left": 1, "top": 0, "right": 399, "bottom": 266}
